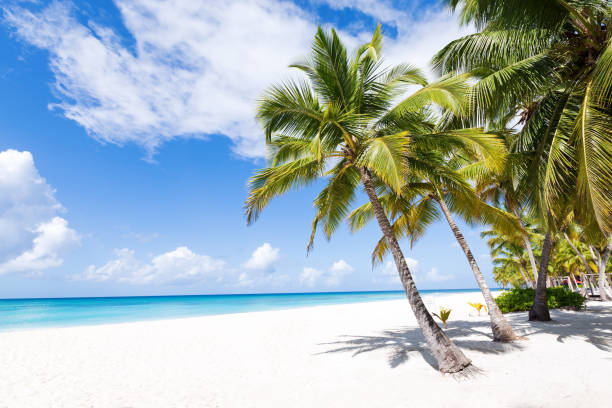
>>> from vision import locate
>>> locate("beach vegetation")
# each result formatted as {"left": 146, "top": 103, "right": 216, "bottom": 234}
{"left": 433, "top": 307, "right": 452, "bottom": 329}
{"left": 437, "top": 0, "right": 612, "bottom": 321}
{"left": 245, "top": 25, "right": 487, "bottom": 373}
{"left": 348, "top": 147, "right": 519, "bottom": 341}
{"left": 495, "top": 287, "right": 586, "bottom": 313}
{"left": 468, "top": 302, "right": 485, "bottom": 315}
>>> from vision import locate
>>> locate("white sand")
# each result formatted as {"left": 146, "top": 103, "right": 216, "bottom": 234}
{"left": 1, "top": 291, "right": 611, "bottom": 407}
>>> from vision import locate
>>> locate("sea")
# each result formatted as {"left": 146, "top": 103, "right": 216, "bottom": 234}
{"left": 0, "top": 289, "right": 482, "bottom": 331}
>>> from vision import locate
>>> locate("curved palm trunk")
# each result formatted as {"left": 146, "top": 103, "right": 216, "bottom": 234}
{"left": 529, "top": 231, "right": 552, "bottom": 321}
{"left": 511, "top": 209, "right": 539, "bottom": 282}
{"left": 523, "top": 236, "right": 539, "bottom": 283}
{"left": 436, "top": 197, "right": 517, "bottom": 342}
{"left": 597, "top": 236, "right": 612, "bottom": 301}
{"left": 360, "top": 168, "right": 471, "bottom": 373}
{"left": 564, "top": 233, "right": 595, "bottom": 275}
{"left": 519, "top": 266, "right": 532, "bottom": 288}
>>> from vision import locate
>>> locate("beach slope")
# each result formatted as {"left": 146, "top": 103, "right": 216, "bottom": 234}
{"left": 1, "top": 292, "right": 610, "bottom": 407}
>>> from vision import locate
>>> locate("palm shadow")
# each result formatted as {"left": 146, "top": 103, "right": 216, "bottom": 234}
{"left": 513, "top": 303, "right": 612, "bottom": 352}
{"left": 317, "top": 303, "right": 612, "bottom": 371}
{"left": 317, "top": 320, "right": 523, "bottom": 371}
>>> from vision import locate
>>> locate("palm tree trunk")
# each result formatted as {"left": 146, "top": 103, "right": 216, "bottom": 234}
{"left": 511, "top": 209, "right": 539, "bottom": 282}
{"left": 519, "top": 266, "right": 532, "bottom": 288}
{"left": 529, "top": 231, "right": 552, "bottom": 321}
{"left": 359, "top": 167, "right": 471, "bottom": 373}
{"left": 436, "top": 196, "right": 517, "bottom": 342}
{"left": 563, "top": 233, "right": 595, "bottom": 275}
{"left": 597, "top": 236, "right": 612, "bottom": 301}
{"left": 523, "top": 235, "right": 539, "bottom": 283}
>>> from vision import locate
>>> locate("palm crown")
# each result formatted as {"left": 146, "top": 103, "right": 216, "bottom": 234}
{"left": 246, "top": 25, "right": 504, "bottom": 249}
{"left": 244, "top": 24, "right": 514, "bottom": 372}
{"left": 434, "top": 0, "right": 612, "bottom": 234}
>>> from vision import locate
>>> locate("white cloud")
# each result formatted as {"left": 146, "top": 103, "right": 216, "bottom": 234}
{"left": 237, "top": 243, "right": 284, "bottom": 287}
{"left": 5, "top": 1, "right": 471, "bottom": 158}
{"left": 0, "top": 150, "right": 80, "bottom": 275}
{"left": 316, "top": 0, "right": 410, "bottom": 25}
{"left": 242, "top": 243, "right": 280, "bottom": 271}
{"left": 374, "top": 257, "right": 451, "bottom": 283}
{"left": 77, "top": 246, "right": 226, "bottom": 284}
{"left": 330, "top": 259, "right": 354, "bottom": 274}
{"left": 375, "top": 257, "right": 417, "bottom": 283}
{"left": 4, "top": 0, "right": 315, "bottom": 158}
{"left": 327, "top": 259, "right": 354, "bottom": 285}
{"left": 300, "top": 259, "right": 354, "bottom": 287}
{"left": 299, "top": 266, "right": 324, "bottom": 287}
{"left": 424, "top": 267, "right": 452, "bottom": 282}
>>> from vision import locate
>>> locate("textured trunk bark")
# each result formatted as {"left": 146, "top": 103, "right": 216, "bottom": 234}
{"left": 529, "top": 231, "right": 552, "bottom": 321}
{"left": 436, "top": 196, "right": 516, "bottom": 341}
{"left": 597, "top": 236, "right": 612, "bottom": 301}
{"left": 511, "top": 208, "right": 539, "bottom": 282}
{"left": 359, "top": 168, "right": 471, "bottom": 373}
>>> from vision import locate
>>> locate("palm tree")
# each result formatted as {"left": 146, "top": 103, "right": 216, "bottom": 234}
{"left": 243, "top": 26, "right": 501, "bottom": 372}
{"left": 434, "top": 0, "right": 612, "bottom": 320}
{"left": 483, "top": 229, "right": 539, "bottom": 288}
{"left": 491, "top": 248, "right": 531, "bottom": 288}
{"left": 465, "top": 147, "right": 541, "bottom": 283}
{"left": 348, "top": 151, "right": 519, "bottom": 341}
{"left": 589, "top": 235, "right": 612, "bottom": 300}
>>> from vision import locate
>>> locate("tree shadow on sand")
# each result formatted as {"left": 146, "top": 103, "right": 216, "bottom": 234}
{"left": 317, "top": 320, "right": 522, "bottom": 371}
{"left": 317, "top": 304, "right": 612, "bottom": 371}
{"left": 511, "top": 303, "right": 612, "bottom": 353}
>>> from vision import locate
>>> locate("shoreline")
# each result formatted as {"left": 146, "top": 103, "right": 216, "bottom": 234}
{"left": 1, "top": 292, "right": 609, "bottom": 407}
{"left": 0, "top": 288, "right": 498, "bottom": 332}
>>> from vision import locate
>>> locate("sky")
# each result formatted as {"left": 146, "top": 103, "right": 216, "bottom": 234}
{"left": 0, "top": 0, "right": 500, "bottom": 299}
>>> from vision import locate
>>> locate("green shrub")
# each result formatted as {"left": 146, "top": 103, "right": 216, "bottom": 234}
{"left": 495, "top": 287, "right": 586, "bottom": 313}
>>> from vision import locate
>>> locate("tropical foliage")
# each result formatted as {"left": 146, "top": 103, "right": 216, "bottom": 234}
{"left": 246, "top": 25, "right": 484, "bottom": 373}
{"left": 495, "top": 287, "right": 586, "bottom": 313}
{"left": 436, "top": 0, "right": 612, "bottom": 319}
{"left": 247, "top": 0, "right": 612, "bottom": 371}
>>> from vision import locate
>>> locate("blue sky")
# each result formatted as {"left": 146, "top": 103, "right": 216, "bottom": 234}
{"left": 0, "top": 0, "right": 497, "bottom": 299}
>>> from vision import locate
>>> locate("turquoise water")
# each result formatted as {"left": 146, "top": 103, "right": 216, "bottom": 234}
{"left": 0, "top": 289, "right": 481, "bottom": 331}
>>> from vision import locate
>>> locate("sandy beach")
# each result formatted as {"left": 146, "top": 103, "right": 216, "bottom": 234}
{"left": 1, "top": 291, "right": 611, "bottom": 407}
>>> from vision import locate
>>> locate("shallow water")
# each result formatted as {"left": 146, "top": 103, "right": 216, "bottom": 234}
{"left": 0, "top": 289, "right": 483, "bottom": 330}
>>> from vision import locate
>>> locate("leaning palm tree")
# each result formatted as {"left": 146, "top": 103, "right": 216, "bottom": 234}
{"left": 348, "top": 151, "right": 519, "bottom": 341}
{"left": 483, "top": 228, "right": 539, "bottom": 288}
{"left": 465, "top": 144, "right": 541, "bottom": 284}
{"left": 434, "top": 0, "right": 612, "bottom": 320}
{"left": 245, "top": 26, "right": 506, "bottom": 372}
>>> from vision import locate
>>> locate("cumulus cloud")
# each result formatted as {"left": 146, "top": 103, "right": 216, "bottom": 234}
{"left": 299, "top": 266, "right": 324, "bottom": 287}
{"left": 5, "top": 0, "right": 470, "bottom": 158}
{"left": 242, "top": 243, "right": 280, "bottom": 271}
{"left": 76, "top": 246, "right": 226, "bottom": 284}
{"left": 374, "top": 257, "right": 451, "bottom": 283}
{"left": 423, "top": 267, "right": 452, "bottom": 282}
{"left": 237, "top": 242, "right": 284, "bottom": 287}
{"left": 300, "top": 259, "right": 354, "bottom": 287}
{"left": 4, "top": 0, "right": 314, "bottom": 158}
{"left": 0, "top": 150, "right": 80, "bottom": 275}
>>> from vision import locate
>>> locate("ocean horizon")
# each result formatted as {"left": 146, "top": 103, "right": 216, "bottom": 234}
{"left": 0, "top": 288, "right": 492, "bottom": 331}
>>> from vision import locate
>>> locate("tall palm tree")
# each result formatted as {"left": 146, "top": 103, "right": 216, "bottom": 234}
{"left": 244, "top": 26, "right": 507, "bottom": 372}
{"left": 348, "top": 151, "right": 519, "bottom": 341}
{"left": 434, "top": 0, "right": 612, "bottom": 321}
{"left": 464, "top": 148, "right": 541, "bottom": 283}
